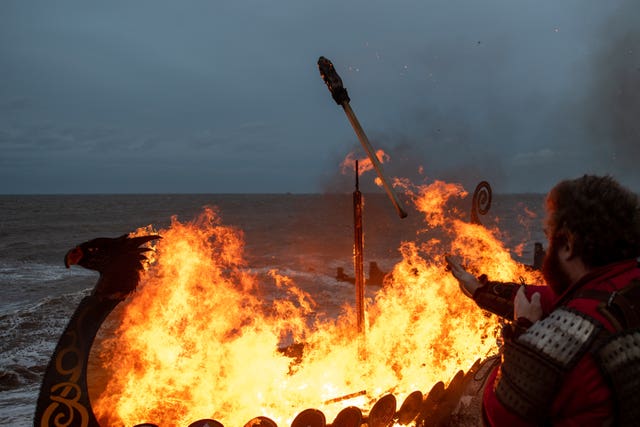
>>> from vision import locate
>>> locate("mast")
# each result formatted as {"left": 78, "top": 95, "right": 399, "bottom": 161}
{"left": 353, "top": 160, "right": 365, "bottom": 335}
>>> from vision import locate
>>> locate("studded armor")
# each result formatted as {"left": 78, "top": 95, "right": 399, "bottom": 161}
{"left": 494, "top": 307, "right": 602, "bottom": 422}
{"left": 594, "top": 330, "right": 640, "bottom": 426}
{"left": 591, "top": 279, "right": 640, "bottom": 427}
{"left": 493, "top": 277, "right": 640, "bottom": 426}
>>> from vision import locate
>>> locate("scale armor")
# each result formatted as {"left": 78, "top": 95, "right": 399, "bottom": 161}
{"left": 595, "top": 330, "right": 640, "bottom": 426}
{"left": 494, "top": 278, "right": 640, "bottom": 426}
{"left": 494, "top": 307, "right": 601, "bottom": 422}
{"left": 591, "top": 278, "right": 640, "bottom": 427}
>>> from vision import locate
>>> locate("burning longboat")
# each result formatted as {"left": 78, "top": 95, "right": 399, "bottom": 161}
{"left": 34, "top": 179, "right": 544, "bottom": 426}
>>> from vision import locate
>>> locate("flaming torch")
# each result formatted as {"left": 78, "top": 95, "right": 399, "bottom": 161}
{"left": 318, "top": 56, "right": 408, "bottom": 219}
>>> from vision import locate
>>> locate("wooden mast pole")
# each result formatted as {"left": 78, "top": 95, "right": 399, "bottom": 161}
{"left": 353, "top": 160, "right": 365, "bottom": 335}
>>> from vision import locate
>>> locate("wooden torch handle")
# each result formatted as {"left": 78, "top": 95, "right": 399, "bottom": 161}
{"left": 318, "top": 56, "right": 407, "bottom": 218}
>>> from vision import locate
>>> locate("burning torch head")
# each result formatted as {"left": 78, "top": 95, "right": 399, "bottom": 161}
{"left": 318, "top": 56, "right": 350, "bottom": 105}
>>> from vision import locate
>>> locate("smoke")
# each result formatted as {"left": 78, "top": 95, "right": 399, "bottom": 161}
{"left": 319, "top": 1, "right": 640, "bottom": 195}
{"left": 584, "top": 0, "right": 640, "bottom": 189}
{"left": 319, "top": 83, "right": 511, "bottom": 194}
{"left": 319, "top": 32, "right": 532, "bottom": 194}
{"left": 320, "top": 124, "right": 507, "bottom": 196}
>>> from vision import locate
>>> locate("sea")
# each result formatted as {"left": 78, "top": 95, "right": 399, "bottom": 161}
{"left": 0, "top": 193, "right": 546, "bottom": 426}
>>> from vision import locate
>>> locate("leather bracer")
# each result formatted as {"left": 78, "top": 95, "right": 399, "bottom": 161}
{"left": 473, "top": 281, "right": 518, "bottom": 320}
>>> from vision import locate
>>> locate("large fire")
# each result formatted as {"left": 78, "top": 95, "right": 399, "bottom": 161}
{"left": 90, "top": 181, "right": 541, "bottom": 426}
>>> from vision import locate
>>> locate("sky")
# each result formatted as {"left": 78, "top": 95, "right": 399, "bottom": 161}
{"left": 1, "top": 0, "right": 639, "bottom": 194}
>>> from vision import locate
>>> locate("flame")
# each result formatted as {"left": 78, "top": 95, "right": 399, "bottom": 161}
{"left": 512, "top": 203, "right": 540, "bottom": 258}
{"left": 521, "top": 206, "right": 537, "bottom": 220}
{"left": 514, "top": 242, "right": 525, "bottom": 257}
{"left": 340, "top": 150, "right": 390, "bottom": 176}
{"left": 91, "top": 181, "right": 542, "bottom": 426}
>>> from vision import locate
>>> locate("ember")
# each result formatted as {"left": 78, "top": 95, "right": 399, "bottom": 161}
{"left": 87, "top": 181, "right": 541, "bottom": 426}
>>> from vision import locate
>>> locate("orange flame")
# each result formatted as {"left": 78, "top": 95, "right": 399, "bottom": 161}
{"left": 91, "top": 182, "right": 542, "bottom": 426}
{"left": 513, "top": 203, "right": 540, "bottom": 258}
{"left": 340, "top": 150, "right": 390, "bottom": 176}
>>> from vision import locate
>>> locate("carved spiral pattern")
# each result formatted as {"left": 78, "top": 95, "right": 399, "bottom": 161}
{"left": 36, "top": 300, "right": 102, "bottom": 427}
{"left": 40, "top": 327, "right": 90, "bottom": 427}
{"left": 43, "top": 382, "right": 89, "bottom": 427}
{"left": 474, "top": 181, "right": 492, "bottom": 215}
{"left": 471, "top": 181, "right": 492, "bottom": 225}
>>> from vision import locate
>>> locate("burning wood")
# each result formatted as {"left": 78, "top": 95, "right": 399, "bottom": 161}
{"left": 35, "top": 177, "right": 544, "bottom": 426}
{"left": 323, "top": 389, "right": 367, "bottom": 405}
{"left": 86, "top": 181, "right": 541, "bottom": 425}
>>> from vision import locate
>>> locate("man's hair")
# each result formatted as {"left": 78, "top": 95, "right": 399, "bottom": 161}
{"left": 545, "top": 174, "right": 640, "bottom": 267}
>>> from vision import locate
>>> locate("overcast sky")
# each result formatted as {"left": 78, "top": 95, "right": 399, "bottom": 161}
{"left": 1, "top": 0, "right": 638, "bottom": 194}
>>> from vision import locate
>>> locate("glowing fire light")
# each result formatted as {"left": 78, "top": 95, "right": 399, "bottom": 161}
{"left": 341, "top": 150, "right": 390, "bottom": 176}
{"left": 514, "top": 204, "right": 539, "bottom": 257}
{"left": 91, "top": 181, "right": 542, "bottom": 426}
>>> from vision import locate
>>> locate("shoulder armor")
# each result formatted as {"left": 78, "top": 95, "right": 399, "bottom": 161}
{"left": 595, "top": 329, "right": 640, "bottom": 427}
{"left": 494, "top": 307, "right": 601, "bottom": 421}
{"left": 518, "top": 307, "right": 601, "bottom": 368}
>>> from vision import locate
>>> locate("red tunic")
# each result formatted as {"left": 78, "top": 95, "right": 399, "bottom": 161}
{"left": 482, "top": 259, "right": 640, "bottom": 426}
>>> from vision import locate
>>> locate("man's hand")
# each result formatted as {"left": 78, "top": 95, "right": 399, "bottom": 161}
{"left": 445, "top": 255, "right": 482, "bottom": 298}
{"left": 514, "top": 286, "right": 542, "bottom": 323}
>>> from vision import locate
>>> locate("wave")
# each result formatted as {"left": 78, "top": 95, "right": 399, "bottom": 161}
{"left": 0, "top": 261, "right": 93, "bottom": 286}
{"left": 0, "top": 289, "right": 90, "bottom": 373}
{"left": 0, "top": 364, "right": 43, "bottom": 392}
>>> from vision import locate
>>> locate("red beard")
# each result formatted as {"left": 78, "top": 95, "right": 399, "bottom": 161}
{"left": 542, "top": 241, "right": 572, "bottom": 295}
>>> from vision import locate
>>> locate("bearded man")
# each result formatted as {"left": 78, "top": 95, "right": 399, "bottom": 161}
{"left": 447, "top": 174, "right": 640, "bottom": 426}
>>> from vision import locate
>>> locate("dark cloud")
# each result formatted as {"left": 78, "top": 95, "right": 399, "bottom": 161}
{"left": 1, "top": 1, "right": 637, "bottom": 194}
{"left": 581, "top": 0, "right": 640, "bottom": 188}
{"left": 186, "top": 121, "right": 282, "bottom": 153}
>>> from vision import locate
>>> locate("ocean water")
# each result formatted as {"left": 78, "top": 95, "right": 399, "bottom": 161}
{"left": 0, "top": 193, "right": 545, "bottom": 426}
